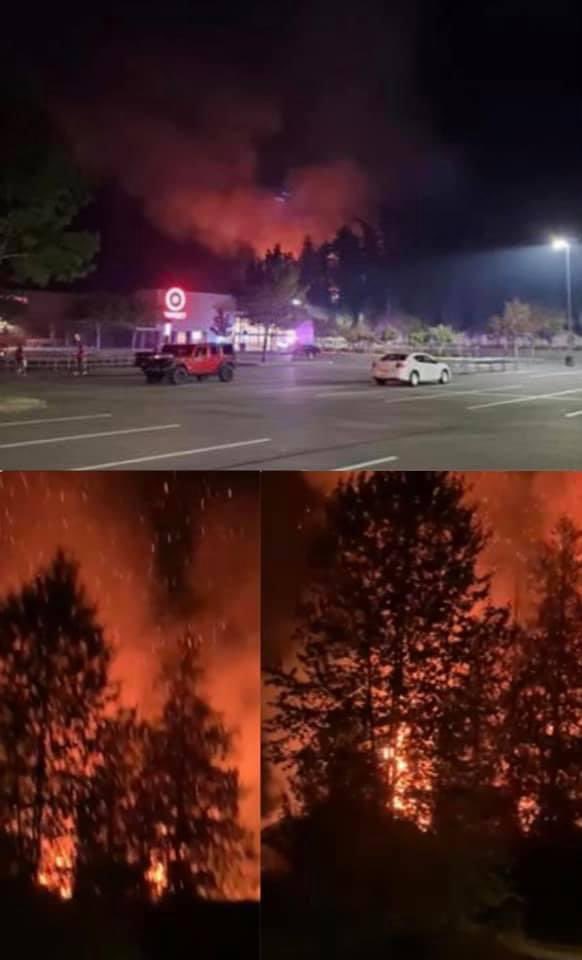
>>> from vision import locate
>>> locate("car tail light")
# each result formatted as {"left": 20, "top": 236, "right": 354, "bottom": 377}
{"left": 395, "top": 361, "right": 404, "bottom": 368}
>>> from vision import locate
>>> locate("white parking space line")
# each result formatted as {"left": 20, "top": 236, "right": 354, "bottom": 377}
{"left": 316, "top": 389, "right": 379, "bottom": 399}
{"left": 74, "top": 437, "right": 272, "bottom": 470}
{"left": 334, "top": 455, "right": 399, "bottom": 471}
{"left": 0, "top": 423, "right": 180, "bottom": 451}
{"left": 383, "top": 387, "right": 526, "bottom": 406}
{"left": 461, "top": 383, "right": 526, "bottom": 392}
{"left": 0, "top": 413, "right": 112, "bottom": 429}
{"left": 468, "top": 388, "right": 582, "bottom": 411}
{"left": 520, "top": 369, "right": 582, "bottom": 379}
{"left": 564, "top": 409, "right": 582, "bottom": 418}
{"left": 314, "top": 384, "right": 525, "bottom": 402}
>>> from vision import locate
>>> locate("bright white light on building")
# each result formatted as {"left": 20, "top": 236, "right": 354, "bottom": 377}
{"left": 165, "top": 287, "right": 186, "bottom": 311}
{"left": 164, "top": 287, "right": 187, "bottom": 320}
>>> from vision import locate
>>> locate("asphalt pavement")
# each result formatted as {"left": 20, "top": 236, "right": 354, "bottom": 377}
{"left": 1, "top": 355, "right": 581, "bottom": 470}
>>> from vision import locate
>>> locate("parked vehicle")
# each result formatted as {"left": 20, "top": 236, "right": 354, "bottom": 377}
{"left": 316, "top": 336, "right": 349, "bottom": 351}
{"left": 143, "top": 343, "right": 235, "bottom": 384}
{"left": 372, "top": 352, "right": 451, "bottom": 387}
{"left": 292, "top": 344, "right": 321, "bottom": 360}
{"left": 134, "top": 349, "right": 155, "bottom": 369}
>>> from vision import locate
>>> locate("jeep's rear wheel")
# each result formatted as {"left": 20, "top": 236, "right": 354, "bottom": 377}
{"left": 218, "top": 363, "right": 234, "bottom": 382}
{"left": 172, "top": 365, "right": 189, "bottom": 385}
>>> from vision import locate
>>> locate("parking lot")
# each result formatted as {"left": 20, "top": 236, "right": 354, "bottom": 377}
{"left": 1, "top": 354, "right": 581, "bottom": 470}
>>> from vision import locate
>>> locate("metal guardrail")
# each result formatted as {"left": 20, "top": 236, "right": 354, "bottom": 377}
{"left": 444, "top": 356, "right": 527, "bottom": 373}
{"left": 0, "top": 348, "right": 559, "bottom": 375}
{"left": 1, "top": 349, "right": 136, "bottom": 371}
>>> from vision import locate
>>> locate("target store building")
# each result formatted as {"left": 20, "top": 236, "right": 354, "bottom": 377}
{"left": 133, "top": 288, "right": 237, "bottom": 350}
{"left": 134, "top": 287, "right": 303, "bottom": 353}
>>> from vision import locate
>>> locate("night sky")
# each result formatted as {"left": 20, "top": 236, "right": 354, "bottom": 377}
{"left": 4, "top": 1, "right": 582, "bottom": 293}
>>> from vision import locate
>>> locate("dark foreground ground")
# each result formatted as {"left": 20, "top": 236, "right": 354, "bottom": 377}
{"left": 262, "top": 925, "right": 582, "bottom": 960}
{"left": 2, "top": 355, "right": 582, "bottom": 470}
{"left": 0, "top": 892, "right": 258, "bottom": 960}
{"left": 262, "top": 926, "right": 511, "bottom": 960}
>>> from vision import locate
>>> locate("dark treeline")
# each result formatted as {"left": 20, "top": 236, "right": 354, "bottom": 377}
{"left": 263, "top": 473, "right": 582, "bottom": 959}
{"left": 239, "top": 231, "right": 575, "bottom": 343}
{"left": 0, "top": 549, "right": 256, "bottom": 957}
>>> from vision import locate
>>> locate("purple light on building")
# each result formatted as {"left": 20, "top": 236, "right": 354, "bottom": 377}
{"left": 294, "top": 319, "right": 314, "bottom": 345}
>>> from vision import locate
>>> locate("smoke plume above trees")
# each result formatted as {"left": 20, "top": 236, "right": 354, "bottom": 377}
{"left": 52, "top": 2, "right": 424, "bottom": 257}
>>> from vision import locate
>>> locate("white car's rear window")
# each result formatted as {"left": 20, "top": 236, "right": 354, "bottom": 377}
{"left": 380, "top": 353, "right": 408, "bottom": 362}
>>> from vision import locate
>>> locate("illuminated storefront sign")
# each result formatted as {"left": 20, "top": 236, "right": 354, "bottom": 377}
{"left": 163, "top": 287, "right": 187, "bottom": 320}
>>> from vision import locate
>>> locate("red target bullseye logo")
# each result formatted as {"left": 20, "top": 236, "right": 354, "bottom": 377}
{"left": 165, "top": 287, "right": 186, "bottom": 313}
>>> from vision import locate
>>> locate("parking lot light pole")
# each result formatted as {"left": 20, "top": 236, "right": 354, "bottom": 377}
{"left": 551, "top": 237, "right": 575, "bottom": 362}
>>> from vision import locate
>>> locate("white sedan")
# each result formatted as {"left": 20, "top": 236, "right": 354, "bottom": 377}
{"left": 372, "top": 351, "right": 451, "bottom": 387}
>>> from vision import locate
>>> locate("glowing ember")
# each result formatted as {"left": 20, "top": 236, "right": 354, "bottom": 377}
{"left": 38, "top": 836, "right": 74, "bottom": 900}
{"left": 146, "top": 855, "right": 168, "bottom": 900}
{"left": 518, "top": 795, "right": 539, "bottom": 831}
{"left": 379, "top": 726, "right": 415, "bottom": 818}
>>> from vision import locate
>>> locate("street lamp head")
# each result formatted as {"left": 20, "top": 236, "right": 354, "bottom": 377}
{"left": 291, "top": 297, "right": 302, "bottom": 306}
{"left": 552, "top": 237, "right": 571, "bottom": 250}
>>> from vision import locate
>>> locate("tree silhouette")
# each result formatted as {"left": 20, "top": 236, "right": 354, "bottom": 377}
{"left": 209, "top": 305, "right": 233, "bottom": 340}
{"left": 68, "top": 292, "right": 151, "bottom": 348}
{"left": 0, "top": 110, "right": 99, "bottom": 288}
{"left": 238, "top": 246, "right": 303, "bottom": 361}
{"left": 434, "top": 604, "right": 514, "bottom": 798}
{"left": 139, "top": 630, "right": 241, "bottom": 898}
{"left": 508, "top": 518, "right": 582, "bottom": 834}
{"left": 324, "top": 223, "right": 388, "bottom": 330}
{"left": 488, "top": 298, "right": 532, "bottom": 356}
{"left": 75, "top": 707, "right": 148, "bottom": 901}
{"left": 265, "top": 472, "right": 497, "bottom": 820}
{"left": 0, "top": 550, "right": 112, "bottom": 883}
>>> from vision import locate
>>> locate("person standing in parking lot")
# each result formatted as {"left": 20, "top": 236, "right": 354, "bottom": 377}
{"left": 73, "top": 334, "right": 87, "bottom": 376}
{"left": 14, "top": 344, "right": 26, "bottom": 375}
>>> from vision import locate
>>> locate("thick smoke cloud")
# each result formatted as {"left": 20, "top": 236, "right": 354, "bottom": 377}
{"left": 54, "top": 2, "right": 423, "bottom": 256}
{"left": 62, "top": 90, "right": 372, "bottom": 255}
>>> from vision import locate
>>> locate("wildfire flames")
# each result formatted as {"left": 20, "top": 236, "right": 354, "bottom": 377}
{"left": 380, "top": 726, "right": 409, "bottom": 815}
{"left": 146, "top": 856, "right": 168, "bottom": 901}
{"left": 38, "top": 837, "right": 74, "bottom": 900}
{"left": 266, "top": 472, "right": 582, "bottom": 834}
{"left": 0, "top": 472, "right": 259, "bottom": 902}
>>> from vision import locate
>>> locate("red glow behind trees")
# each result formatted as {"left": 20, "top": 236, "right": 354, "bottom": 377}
{"left": 0, "top": 550, "right": 113, "bottom": 890}
{"left": 0, "top": 472, "right": 260, "bottom": 899}
{"left": 266, "top": 473, "right": 582, "bottom": 851}
{"left": 139, "top": 630, "right": 242, "bottom": 899}
{"left": 265, "top": 472, "right": 507, "bottom": 823}
{"left": 75, "top": 707, "right": 149, "bottom": 901}
{"left": 0, "top": 547, "right": 249, "bottom": 902}
{"left": 507, "top": 518, "right": 582, "bottom": 832}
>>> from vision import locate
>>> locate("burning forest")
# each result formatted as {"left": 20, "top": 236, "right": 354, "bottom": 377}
{"left": 262, "top": 471, "right": 582, "bottom": 960}
{"left": 0, "top": 472, "right": 259, "bottom": 957}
